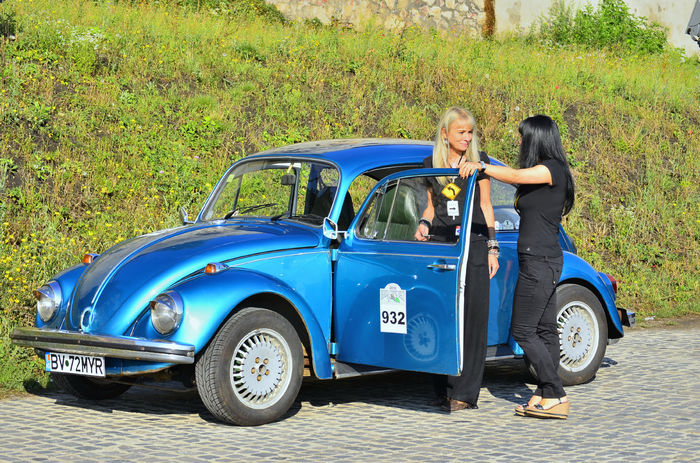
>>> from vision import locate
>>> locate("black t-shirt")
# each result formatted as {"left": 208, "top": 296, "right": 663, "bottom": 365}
{"left": 423, "top": 152, "right": 490, "bottom": 242}
{"left": 515, "top": 158, "right": 567, "bottom": 257}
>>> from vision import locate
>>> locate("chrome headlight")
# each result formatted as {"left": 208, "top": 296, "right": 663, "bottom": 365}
{"left": 34, "top": 281, "right": 62, "bottom": 323}
{"left": 149, "top": 291, "right": 184, "bottom": 335}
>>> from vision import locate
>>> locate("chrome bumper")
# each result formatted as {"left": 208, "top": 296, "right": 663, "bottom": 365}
{"left": 11, "top": 327, "right": 195, "bottom": 364}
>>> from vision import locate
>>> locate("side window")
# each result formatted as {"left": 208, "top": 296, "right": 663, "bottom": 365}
{"left": 491, "top": 179, "right": 519, "bottom": 231}
{"left": 356, "top": 177, "right": 425, "bottom": 242}
{"left": 346, "top": 174, "right": 378, "bottom": 215}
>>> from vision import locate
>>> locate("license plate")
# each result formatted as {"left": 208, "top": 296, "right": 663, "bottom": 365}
{"left": 45, "top": 352, "right": 106, "bottom": 377}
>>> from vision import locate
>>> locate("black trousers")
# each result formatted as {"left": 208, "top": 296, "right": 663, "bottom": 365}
{"left": 434, "top": 239, "right": 489, "bottom": 404}
{"left": 511, "top": 253, "right": 565, "bottom": 398}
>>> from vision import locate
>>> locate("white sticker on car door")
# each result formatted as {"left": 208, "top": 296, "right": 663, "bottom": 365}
{"left": 379, "top": 283, "right": 407, "bottom": 334}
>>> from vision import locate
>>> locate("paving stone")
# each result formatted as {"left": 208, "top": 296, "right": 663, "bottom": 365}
{"left": 1, "top": 327, "right": 699, "bottom": 461}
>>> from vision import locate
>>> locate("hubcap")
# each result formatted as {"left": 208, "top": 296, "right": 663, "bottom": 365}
{"left": 230, "top": 328, "right": 292, "bottom": 409}
{"left": 558, "top": 301, "right": 599, "bottom": 372}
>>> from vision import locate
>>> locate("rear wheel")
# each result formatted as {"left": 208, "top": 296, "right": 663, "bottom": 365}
{"left": 525, "top": 284, "right": 608, "bottom": 386}
{"left": 195, "top": 307, "right": 303, "bottom": 426}
{"left": 556, "top": 284, "right": 608, "bottom": 385}
{"left": 52, "top": 373, "right": 131, "bottom": 399}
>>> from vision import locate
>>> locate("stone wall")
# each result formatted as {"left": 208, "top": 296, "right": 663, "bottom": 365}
{"left": 266, "top": 0, "right": 698, "bottom": 55}
{"left": 266, "top": 0, "right": 487, "bottom": 36}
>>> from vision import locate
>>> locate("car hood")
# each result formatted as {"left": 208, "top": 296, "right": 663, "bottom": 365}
{"left": 67, "top": 221, "right": 320, "bottom": 334}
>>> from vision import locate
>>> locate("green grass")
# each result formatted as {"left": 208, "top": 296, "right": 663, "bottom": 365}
{"left": 0, "top": 0, "right": 698, "bottom": 390}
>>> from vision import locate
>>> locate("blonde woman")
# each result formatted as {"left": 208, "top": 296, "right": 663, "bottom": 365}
{"left": 416, "top": 106, "right": 499, "bottom": 411}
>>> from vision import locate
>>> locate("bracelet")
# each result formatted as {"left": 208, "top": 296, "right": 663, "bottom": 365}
{"left": 487, "top": 239, "right": 499, "bottom": 249}
{"left": 419, "top": 218, "right": 432, "bottom": 228}
{"left": 488, "top": 249, "right": 500, "bottom": 257}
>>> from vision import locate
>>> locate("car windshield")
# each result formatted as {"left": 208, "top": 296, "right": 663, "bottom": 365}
{"left": 200, "top": 158, "right": 340, "bottom": 226}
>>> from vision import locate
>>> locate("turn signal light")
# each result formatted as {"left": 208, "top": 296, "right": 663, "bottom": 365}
{"left": 82, "top": 253, "right": 99, "bottom": 264}
{"left": 205, "top": 262, "right": 227, "bottom": 274}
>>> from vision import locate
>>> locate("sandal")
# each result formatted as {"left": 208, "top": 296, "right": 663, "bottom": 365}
{"left": 524, "top": 398, "right": 569, "bottom": 419}
{"left": 514, "top": 396, "right": 541, "bottom": 416}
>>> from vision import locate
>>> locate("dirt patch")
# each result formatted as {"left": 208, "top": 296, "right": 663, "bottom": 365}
{"left": 629, "top": 313, "right": 700, "bottom": 331}
{"left": 0, "top": 387, "right": 28, "bottom": 400}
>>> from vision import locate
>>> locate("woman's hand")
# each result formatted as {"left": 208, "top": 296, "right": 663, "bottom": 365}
{"left": 488, "top": 253, "right": 499, "bottom": 279}
{"left": 415, "top": 223, "right": 430, "bottom": 241}
{"left": 459, "top": 161, "right": 481, "bottom": 178}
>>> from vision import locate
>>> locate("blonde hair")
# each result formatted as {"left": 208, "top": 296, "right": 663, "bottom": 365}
{"left": 433, "top": 107, "right": 480, "bottom": 185}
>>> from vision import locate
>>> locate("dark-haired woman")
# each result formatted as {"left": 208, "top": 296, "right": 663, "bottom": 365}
{"left": 459, "top": 114, "right": 575, "bottom": 419}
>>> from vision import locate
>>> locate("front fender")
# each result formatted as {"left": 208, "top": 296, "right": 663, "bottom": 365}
{"left": 134, "top": 267, "right": 333, "bottom": 379}
{"left": 561, "top": 252, "right": 624, "bottom": 337}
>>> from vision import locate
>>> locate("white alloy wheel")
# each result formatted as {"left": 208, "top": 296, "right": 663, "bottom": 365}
{"left": 558, "top": 300, "right": 599, "bottom": 372}
{"left": 230, "top": 328, "right": 293, "bottom": 409}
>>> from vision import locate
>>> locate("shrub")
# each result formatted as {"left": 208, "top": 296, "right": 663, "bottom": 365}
{"left": 0, "top": 10, "right": 16, "bottom": 39}
{"left": 535, "top": 0, "right": 668, "bottom": 54}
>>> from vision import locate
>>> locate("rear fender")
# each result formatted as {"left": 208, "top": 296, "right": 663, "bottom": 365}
{"left": 561, "top": 252, "right": 624, "bottom": 338}
{"left": 133, "top": 267, "right": 332, "bottom": 379}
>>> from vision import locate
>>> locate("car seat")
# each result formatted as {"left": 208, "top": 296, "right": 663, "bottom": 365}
{"left": 372, "top": 184, "right": 420, "bottom": 241}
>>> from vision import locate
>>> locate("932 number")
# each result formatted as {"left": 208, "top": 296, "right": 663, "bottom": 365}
{"left": 381, "top": 310, "right": 405, "bottom": 326}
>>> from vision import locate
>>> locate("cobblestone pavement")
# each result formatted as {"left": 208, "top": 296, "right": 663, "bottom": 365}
{"left": 1, "top": 325, "right": 699, "bottom": 462}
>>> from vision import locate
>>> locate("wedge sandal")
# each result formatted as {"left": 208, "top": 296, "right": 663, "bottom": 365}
{"left": 514, "top": 396, "right": 541, "bottom": 416}
{"left": 524, "top": 398, "right": 569, "bottom": 419}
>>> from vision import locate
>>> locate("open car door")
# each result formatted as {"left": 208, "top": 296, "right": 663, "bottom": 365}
{"left": 332, "top": 169, "right": 477, "bottom": 375}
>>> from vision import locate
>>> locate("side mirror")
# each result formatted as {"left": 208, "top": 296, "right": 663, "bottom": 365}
{"left": 180, "top": 207, "right": 194, "bottom": 225}
{"left": 280, "top": 174, "right": 296, "bottom": 186}
{"left": 322, "top": 217, "right": 346, "bottom": 241}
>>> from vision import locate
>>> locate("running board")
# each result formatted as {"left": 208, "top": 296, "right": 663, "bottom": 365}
{"left": 485, "top": 344, "right": 520, "bottom": 361}
{"left": 333, "top": 361, "right": 395, "bottom": 379}
{"left": 333, "top": 345, "right": 522, "bottom": 378}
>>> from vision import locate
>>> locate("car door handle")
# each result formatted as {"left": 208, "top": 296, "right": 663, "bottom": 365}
{"left": 427, "top": 263, "right": 456, "bottom": 271}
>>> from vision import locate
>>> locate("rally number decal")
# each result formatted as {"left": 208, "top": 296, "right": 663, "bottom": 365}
{"left": 379, "top": 283, "right": 407, "bottom": 334}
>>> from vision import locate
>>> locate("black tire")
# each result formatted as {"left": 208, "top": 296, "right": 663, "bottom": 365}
{"left": 52, "top": 373, "right": 131, "bottom": 399}
{"left": 195, "top": 307, "right": 304, "bottom": 426}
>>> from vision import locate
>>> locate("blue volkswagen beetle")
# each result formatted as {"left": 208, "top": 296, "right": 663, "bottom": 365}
{"left": 12, "top": 139, "right": 633, "bottom": 425}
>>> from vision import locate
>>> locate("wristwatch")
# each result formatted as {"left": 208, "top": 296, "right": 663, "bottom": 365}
{"left": 479, "top": 160, "right": 486, "bottom": 172}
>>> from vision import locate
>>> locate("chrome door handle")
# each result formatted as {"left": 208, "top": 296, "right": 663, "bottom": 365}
{"left": 427, "top": 263, "right": 456, "bottom": 271}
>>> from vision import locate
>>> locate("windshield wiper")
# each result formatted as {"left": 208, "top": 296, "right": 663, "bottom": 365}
{"left": 224, "top": 202, "right": 278, "bottom": 219}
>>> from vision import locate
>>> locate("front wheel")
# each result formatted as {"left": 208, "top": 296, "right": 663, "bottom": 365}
{"left": 195, "top": 307, "right": 303, "bottom": 426}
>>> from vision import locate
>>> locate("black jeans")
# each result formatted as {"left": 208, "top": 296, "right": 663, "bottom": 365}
{"left": 511, "top": 253, "right": 565, "bottom": 399}
{"left": 434, "top": 238, "right": 489, "bottom": 405}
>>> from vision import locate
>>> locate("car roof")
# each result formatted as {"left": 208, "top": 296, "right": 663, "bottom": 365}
{"left": 252, "top": 138, "right": 434, "bottom": 180}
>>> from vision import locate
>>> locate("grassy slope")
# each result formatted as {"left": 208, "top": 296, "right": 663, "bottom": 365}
{"left": 0, "top": 0, "right": 698, "bottom": 390}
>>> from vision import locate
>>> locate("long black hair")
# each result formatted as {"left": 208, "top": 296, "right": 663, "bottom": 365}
{"left": 517, "top": 115, "right": 575, "bottom": 216}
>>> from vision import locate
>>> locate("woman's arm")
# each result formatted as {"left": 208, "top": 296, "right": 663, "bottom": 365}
{"left": 415, "top": 188, "right": 435, "bottom": 241}
{"left": 478, "top": 178, "right": 499, "bottom": 279}
{"left": 460, "top": 162, "right": 552, "bottom": 186}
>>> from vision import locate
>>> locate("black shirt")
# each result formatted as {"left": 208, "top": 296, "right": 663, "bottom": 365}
{"left": 515, "top": 158, "right": 567, "bottom": 257}
{"left": 423, "top": 152, "right": 490, "bottom": 242}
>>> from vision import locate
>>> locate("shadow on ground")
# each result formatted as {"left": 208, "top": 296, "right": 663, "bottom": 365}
{"left": 21, "top": 356, "right": 621, "bottom": 425}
